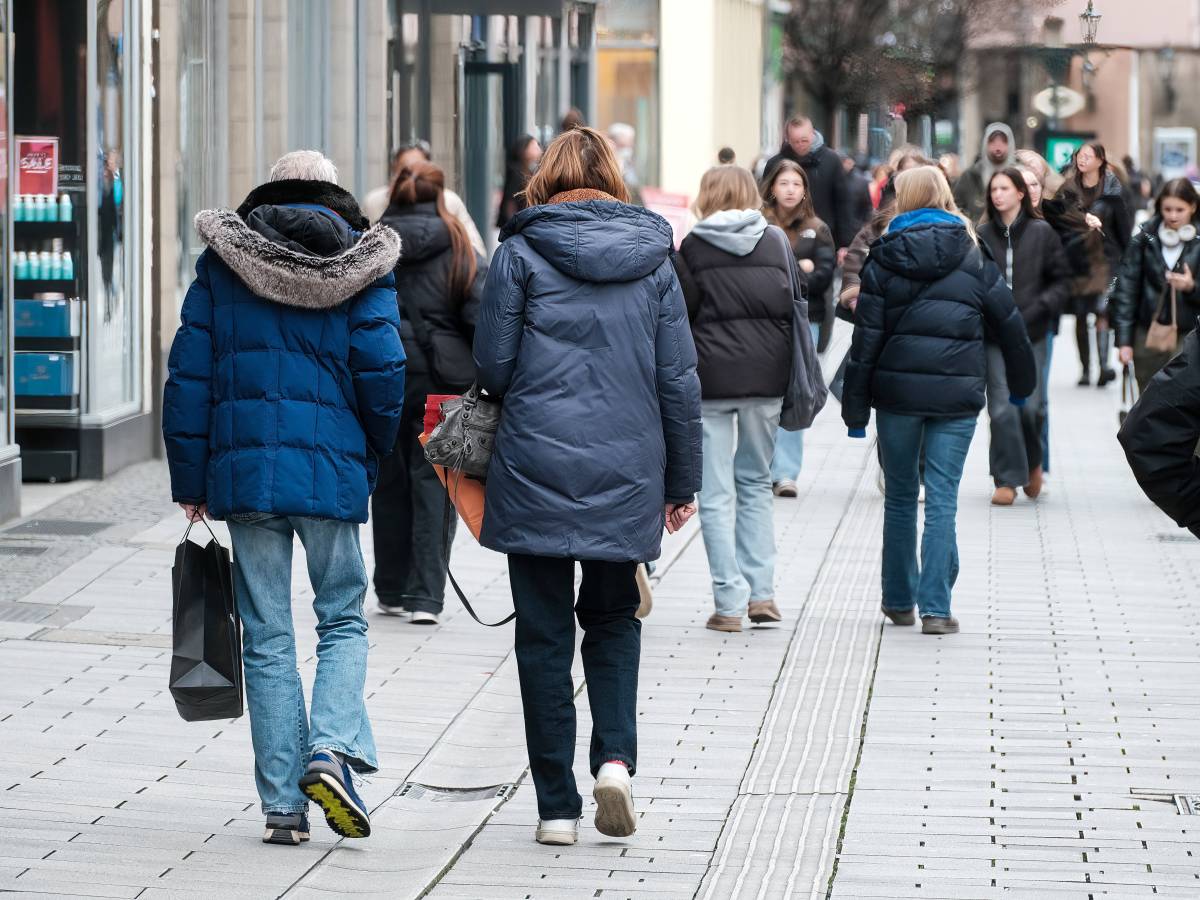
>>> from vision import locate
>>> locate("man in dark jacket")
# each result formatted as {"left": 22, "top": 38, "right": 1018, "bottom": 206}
{"left": 163, "top": 151, "right": 405, "bottom": 846}
{"left": 1119, "top": 329, "right": 1200, "bottom": 537}
{"left": 762, "top": 116, "right": 856, "bottom": 251}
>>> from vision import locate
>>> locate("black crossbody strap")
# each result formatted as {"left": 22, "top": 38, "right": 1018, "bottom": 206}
{"left": 440, "top": 470, "right": 515, "bottom": 627}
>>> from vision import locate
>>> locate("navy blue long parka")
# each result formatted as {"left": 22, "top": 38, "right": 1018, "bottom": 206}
{"left": 473, "top": 194, "right": 704, "bottom": 562}
{"left": 163, "top": 182, "right": 406, "bottom": 523}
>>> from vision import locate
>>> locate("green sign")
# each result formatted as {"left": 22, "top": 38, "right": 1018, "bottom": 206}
{"left": 1046, "top": 135, "right": 1088, "bottom": 172}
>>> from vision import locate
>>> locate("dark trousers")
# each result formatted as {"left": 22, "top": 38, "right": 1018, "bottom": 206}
{"left": 508, "top": 553, "right": 641, "bottom": 821}
{"left": 986, "top": 339, "right": 1048, "bottom": 488}
{"left": 371, "top": 375, "right": 455, "bottom": 614}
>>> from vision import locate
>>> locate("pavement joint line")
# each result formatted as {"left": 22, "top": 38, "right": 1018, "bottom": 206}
{"left": 696, "top": 446, "right": 875, "bottom": 900}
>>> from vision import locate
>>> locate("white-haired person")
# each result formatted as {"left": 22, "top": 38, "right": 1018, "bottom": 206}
{"left": 163, "top": 151, "right": 406, "bottom": 845}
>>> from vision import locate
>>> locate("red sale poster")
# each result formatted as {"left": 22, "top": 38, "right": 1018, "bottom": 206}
{"left": 17, "top": 136, "right": 58, "bottom": 195}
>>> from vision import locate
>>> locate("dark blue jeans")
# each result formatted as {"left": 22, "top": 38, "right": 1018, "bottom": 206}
{"left": 508, "top": 554, "right": 640, "bottom": 820}
{"left": 876, "top": 412, "right": 976, "bottom": 620}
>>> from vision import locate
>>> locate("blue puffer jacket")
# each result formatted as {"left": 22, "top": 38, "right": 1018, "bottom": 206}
{"left": 474, "top": 194, "right": 703, "bottom": 562}
{"left": 163, "top": 188, "right": 406, "bottom": 523}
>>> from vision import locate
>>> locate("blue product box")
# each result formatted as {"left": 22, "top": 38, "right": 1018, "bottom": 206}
{"left": 15, "top": 351, "right": 78, "bottom": 396}
{"left": 14, "top": 298, "right": 80, "bottom": 338}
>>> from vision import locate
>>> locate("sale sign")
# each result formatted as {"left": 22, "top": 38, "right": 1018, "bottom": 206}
{"left": 17, "top": 136, "right": 58, "bottom": 195}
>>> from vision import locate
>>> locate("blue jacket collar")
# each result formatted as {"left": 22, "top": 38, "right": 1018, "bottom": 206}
{"left": 890, "top": 208, "right": 964, "bottom": 233}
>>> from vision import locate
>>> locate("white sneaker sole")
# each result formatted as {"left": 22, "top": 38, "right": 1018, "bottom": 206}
{"left": 535, "top": 828, "right": 578, "bottom": 845}
{"left": 593, "top": 778, "right": 637, "bottom": 838}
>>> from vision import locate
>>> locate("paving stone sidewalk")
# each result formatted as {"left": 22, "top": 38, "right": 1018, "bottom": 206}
{"left": 2, "top": 328, "right": 1199, "bottom": 899}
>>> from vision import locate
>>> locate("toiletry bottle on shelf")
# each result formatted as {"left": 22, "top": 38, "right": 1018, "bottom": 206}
{"left": 14, "top": 251, "right": 27, "bottom": 279}
{"left": 13, "top": 195, "right": 24, "bottom": 222}
{"left": 39, "top": 251, "right": 51, "bottom": 278}
{"left": 49, "top": 251, "right": 63, "bottom": 280}
{"left": 62, "top": 251, "right": 74, "bottom": 281}
{"left": 59, "top": 193, "right": 72, "bottom": 223}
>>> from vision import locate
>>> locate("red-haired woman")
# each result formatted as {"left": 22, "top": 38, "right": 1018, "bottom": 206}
{"left": 373, "top": 162, "right": 485, "bottom": 624}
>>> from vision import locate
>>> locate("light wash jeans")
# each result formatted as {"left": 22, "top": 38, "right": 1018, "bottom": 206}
{"left": 226, "top": 514, "right": 377, "bottom": 815}
{"left": 876, "top": 412, "right": 976, "bottom": 620}
{"left": 698, "top": 397, "right": 783, "bottom": 616}
{"left": 770, "top": 322, "right": 822, "bottom": 483}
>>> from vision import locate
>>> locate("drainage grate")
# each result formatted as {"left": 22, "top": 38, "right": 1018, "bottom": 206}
{"left": 395, "top": 783, "right": 514, "bottom": 803}
{"left": 4, "top": 519, "right": 112, "bottom": 537}
{"left": 1156, "top": 532, "right": 1197, "bottom": 543}
{"left": 1176, "top": 795, "right": 1200, "bottom": 815}
{"left": 0, "top": 544, "right": 48, "bottom": 556}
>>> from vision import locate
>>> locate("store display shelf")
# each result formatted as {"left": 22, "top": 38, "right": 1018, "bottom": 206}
{"left": 14, "top": 219, "right": 76, "bottom": 234}
{"left": 15, "top": 278, "right": 77, "bottom": 293}
{"left": 15, "top": 337, "right": 80, "bottom": 352}
{"left": 15, "top": 398, "right": 80, "bottom": 414}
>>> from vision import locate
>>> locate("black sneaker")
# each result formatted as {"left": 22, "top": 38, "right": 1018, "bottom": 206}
{"left": 299, "top": 751, "right": 371, "bottom": 838}
{"left": 263, "top": 812, "right": 310, "bottom": 845}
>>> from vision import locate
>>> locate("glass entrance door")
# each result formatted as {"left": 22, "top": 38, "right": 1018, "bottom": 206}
{"left": 462, "top": 58, "right": 521, "bottom": 247}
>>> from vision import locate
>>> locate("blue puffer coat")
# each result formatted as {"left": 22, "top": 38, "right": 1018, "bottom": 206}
{"left": 163, "top": 190, "right": 406, "bottom": 523}
{"left": 474, "top": 194, "right": 703, "bottom": 562}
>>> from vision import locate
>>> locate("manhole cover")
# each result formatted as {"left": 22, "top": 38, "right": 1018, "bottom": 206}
{"left": 396, "top": 783, "right": 513, "bottom": 803}
{"left": 0, "top": 544, "right": 47, "bottom": 556}
{"left": 1156, "top": 532, "right": 1197, "bottom": 543}
{"left": 5, "top": 519, "right": 112, "bottom": 537}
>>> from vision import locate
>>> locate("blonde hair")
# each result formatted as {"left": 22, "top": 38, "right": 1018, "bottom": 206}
{"left": 1015, "top": 149, "right": 1064, "bottom": 196}
{"left": 891, "top": 166, "right": 976, "bottom": 241}
{"left": 523, "top": 126, "right": 630, "bottom": 206}
{"left": 694, "top": 165, "right": 762, "bottom": 219}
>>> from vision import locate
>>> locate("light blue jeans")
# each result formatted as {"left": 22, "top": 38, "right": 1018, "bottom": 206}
{"left": 770, "top": 323, "right": 822, "bottom": 483}
{"left": 227, "top": 514, "right": 377, "bottom": 815}
{"left": 876, "top": 412, "right": 976, "bottom": 620}
{"left": 698, "top": 397, "right": 783, "bottom": 616}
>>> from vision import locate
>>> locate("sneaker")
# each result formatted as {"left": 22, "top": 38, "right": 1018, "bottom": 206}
{"left": 299, "top": 750, "right": 371, "bottom": 839}
{"left": 991, "top": 486, "right": 1016, "bottom": 506}
{"left": 748, "top": 600, "right": 782, "bottom": 624}
{"left": 772, "top": 480, "right": 799, "bottom": 498}
{"left": 635, "top": 564, "right": 653, "bottom": 619}
{"left": 376, "top": 602, "right": 407, "bottom": 617}
{"left": 881, "top": 606, "right": 916, "bottom": 627}
{"left": 706, "top": 613, "right": 743, "bottom": 633}
{"left": 535, "top": 818, "right": 579, "bottom": 845}
{"left": 263, "top": 812, "right": 310, "bottom": 845}
{"left": 593, "top": 762, "right": 637, "bottom": 838}
{"left": 1023, "top": 466, "right": 1044, "bottom": 500}
{"left": 918, "top": 483, "right": 926, "bottom": 504}
{"left": 410, "top": 610, "right": 439, "bottom": 625}
{"left": 921, "top": 616, "right": 960, "bottom": 635}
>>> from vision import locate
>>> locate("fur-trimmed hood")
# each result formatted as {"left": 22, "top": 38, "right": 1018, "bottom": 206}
{"left": 195, "top": 208, "right": 401, "bottom": 309}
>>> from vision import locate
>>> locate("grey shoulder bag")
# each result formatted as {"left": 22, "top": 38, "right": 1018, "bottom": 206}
{"left": 424, "top": 384, "right": 501, "bottom": 479}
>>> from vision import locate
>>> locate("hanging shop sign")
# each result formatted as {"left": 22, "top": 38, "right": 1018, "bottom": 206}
{"left": 16, "top": 136, "right": 59, "bottom": 196}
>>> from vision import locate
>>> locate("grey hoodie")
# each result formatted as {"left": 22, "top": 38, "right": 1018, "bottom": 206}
{"left": 690, "top": 209, "right": 769, "bottom": 257}
{"left": 978, "top": 121, "right": 1016, "bottom": 187}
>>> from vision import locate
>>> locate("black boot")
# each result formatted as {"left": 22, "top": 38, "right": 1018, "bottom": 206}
{"left": 1076, "top": 314, "right": 1090, "bottom": 385}
{"left": 1096, "top": 329, "right": 1117, "bottom": 387}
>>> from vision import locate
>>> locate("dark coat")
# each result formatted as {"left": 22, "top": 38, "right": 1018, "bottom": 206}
{"left": 380, "top": 201, "right": 484, "bottom": 391}
{"left": 1055, "top": 170, "right": 1133, "bottom": 286}
{"left": 1118, "top": 328, "right": 1200, "bottom": 537}
{"left": 842, "top": 210, "right": 1037, "bottom": 430}
{"left": 978, "top": 214, "right": 1072, "bottom": 343}
{"left": 163, "top": 189, "right": 406, "bottom": 523}
{"left": 1112, "top": 215, "right": 1200, "bottom": 348}
{"left": 674, "top": 224, "right": 796, "bottom": 400}
{"left": 1042, "top": 197, "right": 1111, "bottom": 300}
{"left": 763, "top": 142, "right": 855, "bottom": 247}
{"left": 764, "top": 207, "right": 836, "bottom": 322}
{"left": 473, "top": 197, "right": 703, "bottom": 562}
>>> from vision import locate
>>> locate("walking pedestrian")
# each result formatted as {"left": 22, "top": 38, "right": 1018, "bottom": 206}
{"left": 373, "top": 162, "right": 485, "bottom": 623}
{"left": 762, "top": 115, "right": 856, "bottom": 251}
{"left": 759, "top": 159, "right": 835, "bottom": 497}
{"left": 673, "top": 165, "right": 801, "bottom": 632}
{"left": 497, "top": 134, "right": 542, "bottom": 230}
{"left": 842, "top": 166, "right": 1036, "bottom": 635}
{"left": 978, "top": 168, "right": 1070, "bottom": 505}
{"left": 1053, "top": 142, "right": 1133, "bottom": 387}
{"left": 953, "top": 122, "right": 1016, "bottom": 224}
{"left": 843, "top": 153, "right": 874, "bottom": 236}
{"left": 1114, "top": 178, "right": 1200, "bottom": 390}
{"left": 163, "top": 151, "right": 406, "bottom": 844}
{"left": 474, "top": 126, "right": 702, "bottom": 847}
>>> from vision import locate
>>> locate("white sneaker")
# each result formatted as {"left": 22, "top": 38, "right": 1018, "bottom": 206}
{"left": 410, "top": 610, "right": 439, "bottom": 625}
{"left": 376, "top": 603, "right": 408, "bottom": 617}
{"left": 593, "top": 762, "right": 637, "bottom": 837}
{"left": 535, "top": 818, "right": 579, "bottom": 845}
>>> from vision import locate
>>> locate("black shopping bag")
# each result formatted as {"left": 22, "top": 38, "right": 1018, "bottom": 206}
{"left": 170, "top": 518, "right": 243, "bottom": 721}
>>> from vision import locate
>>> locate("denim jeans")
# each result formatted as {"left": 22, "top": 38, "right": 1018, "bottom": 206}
{"left": 876, "top": 412, "right": 976, "bottom": 620}
{"left": 227, "top": 515, "right": 377, "bottom": 814}
{"left": 371, "top": 375, "right": 455, "bottom": 613}
{"left": 986, "top": 339, "right": 1047, "bottom": 488}
{"left": 770, "top": 323, "right": 822, "bottom": 483}
{"left": 699, "top": 397, "right": 782, "bottom": 616}
{"left": 508, "top": 554, "right": 640, "bottom": 821}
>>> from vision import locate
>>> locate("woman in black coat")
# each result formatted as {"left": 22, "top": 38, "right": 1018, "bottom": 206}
{"left": 979, "top": 168, "right": 1071, "bottom": 506}
{"left": 496, "top": 134, "right": 542, "bottom": 230}
{"left": 843, "top": 166, "right": 1036, "bottom": 636}
{"left": 1053, "top": 143, "right": 1133, "bottom": 387}
{"left": 1113, "top": 178, "right": 1200, "bottom": 391}
{"left": 374, "top": 162, "right": 485, "bottom": 624}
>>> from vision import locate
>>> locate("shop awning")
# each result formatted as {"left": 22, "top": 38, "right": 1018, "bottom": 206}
{"left": 435, "top": 0, "right": 594, "bottom": 15}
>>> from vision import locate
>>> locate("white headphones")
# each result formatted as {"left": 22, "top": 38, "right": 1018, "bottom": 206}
{"left": 1159, "top": 224, "right": 1197, "bottom": 247}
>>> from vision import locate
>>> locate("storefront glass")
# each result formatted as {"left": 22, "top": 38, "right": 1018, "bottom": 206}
{"left": 596, "top": 1, "right": 659, "bottom": 187}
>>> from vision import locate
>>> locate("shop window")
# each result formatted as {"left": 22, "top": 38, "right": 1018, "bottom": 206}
{"left": 596, "top": 1, "right": 659, "bottom": 187}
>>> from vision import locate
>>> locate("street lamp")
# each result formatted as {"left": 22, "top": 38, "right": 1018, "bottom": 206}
{"left": 1079, "top": 1, "right": 1101, "bottom": 46}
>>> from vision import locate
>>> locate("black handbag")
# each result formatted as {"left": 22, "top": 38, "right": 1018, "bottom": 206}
{"left": 423, "top": 383, "right": 501, "bottom": 479}
{"left": 169, "top": 518, "right": 244, "bottom": 722}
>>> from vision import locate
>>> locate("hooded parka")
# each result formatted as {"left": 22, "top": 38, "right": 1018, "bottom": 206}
{"left": 841, "top": 210, "right": 1037, "bottom": 431}
{"left": 473, "top": 193, "right": 704, "bottom": 563}
{"left": 1112, "top": 215, "right": 1200, "bottom": 349}
{"left": 163, "top": 181, "right": 406, "bottom": 523}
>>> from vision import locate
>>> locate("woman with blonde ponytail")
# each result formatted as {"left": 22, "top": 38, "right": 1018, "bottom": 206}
{"left": 842, "top": 166, "right": 1036, "bottom": 636}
